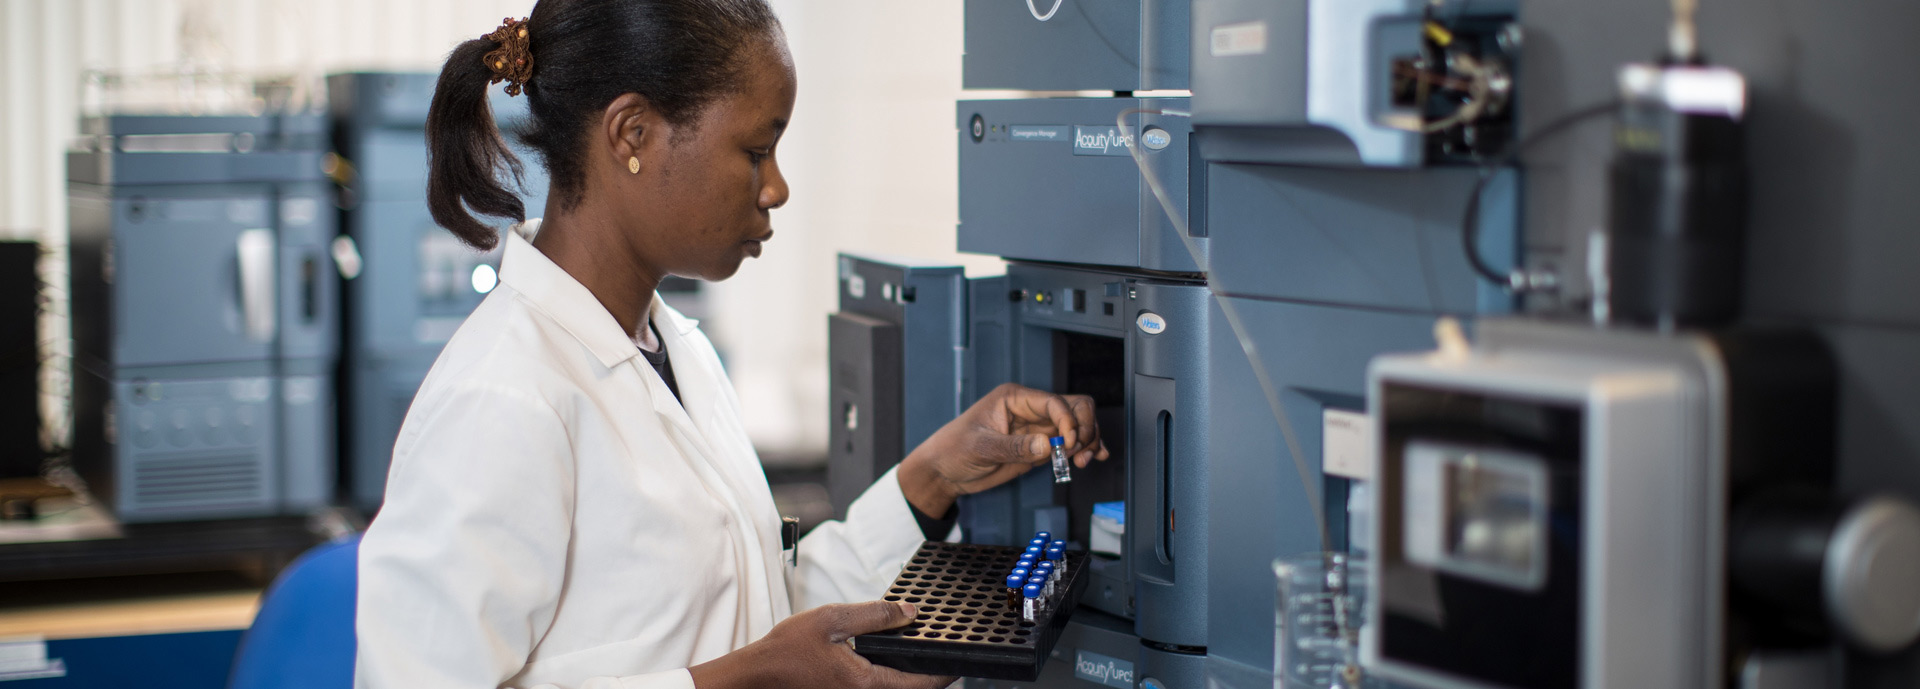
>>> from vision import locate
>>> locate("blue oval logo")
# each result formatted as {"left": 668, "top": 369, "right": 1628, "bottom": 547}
{"left": 1142, "top": 127, "right": 1172, "bottom": 151}
{"left": 1136, "top": 312, "right": 1167, "bottom": 335}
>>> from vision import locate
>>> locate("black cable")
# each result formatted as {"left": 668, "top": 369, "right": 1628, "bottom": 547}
{"left": 1463, "top": 100, "right": 1621, "bottom": 289}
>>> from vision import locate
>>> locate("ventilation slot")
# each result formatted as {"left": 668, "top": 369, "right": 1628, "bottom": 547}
{"left": 131, "top": 452, "right": 266, "bottom": 509}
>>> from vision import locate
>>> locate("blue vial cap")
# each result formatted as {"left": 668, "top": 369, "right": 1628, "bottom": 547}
{"left": 1025, "top": 546, "right": 1043, "bottom": 556}
{"left": 1050, "top": 539, "right": 1065, "bottom": 550}
{"left": 1006, "top": 573, "right": 1026, "bottom": 589}
{"left": 1035, "top": 560, "right": 1053, "bottom": 572}
{"left": 1011, "top": 567, "right": 1030, "bottom": 578}
{"left": 1047, "top": 547, "right": 1065, "bottom": 561}
{"left": 1029, "top": 537, "right": 1047, "bottom": 548}
{"left": 1023, "top": 583, "right": 1043, "bottom": 598}
{"left": 1031, "top": 569, "right": 1049, "bottom": 584}
{"left": 1050, "top": 436, "right": 1065, "bottom": 447}
{"left": 1035, "top": 531, "right": 1052, "bottom": 542}
{"left": 1017, "top": 558, "right": 1037, "bottom": 569}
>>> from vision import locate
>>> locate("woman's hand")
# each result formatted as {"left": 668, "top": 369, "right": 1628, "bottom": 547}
{"left": 897, "top": 383, "right": 1111, "bottom": 517}
{"left": 688, "top": 601, "right": 953, "bottom": 689}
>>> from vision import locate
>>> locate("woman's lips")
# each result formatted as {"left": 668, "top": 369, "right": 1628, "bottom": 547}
{"left": 745, "top": 230, "right": 773, "bottom": 258}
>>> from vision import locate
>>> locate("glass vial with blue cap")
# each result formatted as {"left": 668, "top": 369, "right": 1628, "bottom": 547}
{"left": 1050, "top": 436, "right": 1073, "bottom": 483}
{"left": 1022, "top": 582, "right": 1043, "bottom": 623}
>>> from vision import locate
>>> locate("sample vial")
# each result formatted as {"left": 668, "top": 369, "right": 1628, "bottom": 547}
{"left": 1035, "top": 562, "right": 1056, "bottom": 598}
{"left": 1035, "top": 531, "right": 1052, "bottom": 543}
{"left": 1025, "top": 545, "right": 1043, "bottom": 560}
{"left": 1031, "top": 570, "right": 1052, "bottom": 612}
{"left": 1030, "top": 537, "right": 1048, "bottom": 550}
{"left": 1050, "top": 436, "right": 1073, "bottom": 484}
{"left": 1017, "top": 558, "right": 1037, "bottom": 572}
{"left": 1046, "top": 545, "right": 1065, "bottom": 563}
{"left": 1005, "top": 572, "right": 1027, "bottom": 609}
{"left": 1022, "top": 583, "right": 1043, "bottom": 623}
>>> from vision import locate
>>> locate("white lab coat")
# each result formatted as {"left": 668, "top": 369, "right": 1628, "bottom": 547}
{"left": 355, "top": 228, "right": 943, "bottom": 689}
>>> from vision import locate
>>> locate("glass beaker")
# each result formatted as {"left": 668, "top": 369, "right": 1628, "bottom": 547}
{"left": 1273, "top": 552, "right": 1376, "bottom": 689}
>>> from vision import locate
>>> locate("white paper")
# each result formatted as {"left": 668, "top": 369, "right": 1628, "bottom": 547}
{"left": 1322, "top": 408, "right": 1374, "bottom": 480}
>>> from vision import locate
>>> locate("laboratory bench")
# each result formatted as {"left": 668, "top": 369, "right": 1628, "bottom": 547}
{"left": 0, "top": 477, "right": 334, "bottom": 586}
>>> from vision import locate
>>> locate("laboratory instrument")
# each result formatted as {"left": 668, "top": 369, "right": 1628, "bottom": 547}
{"left": 826, "top": 254, "right": 966, "bottom": 519}
{"left": 1191, "top": 0, "right": 1518, "bottom": 167}
{"left": 958, "top": 98, "right": 1201, "bottom": 273}
{"left": 1366, "top": 319, "right": 1920, "bottom": 689}
{"left": 963, "top": 0, "right": 1188, "bottom": 92}
{"left": 68, "top": 112, "right": 337, "bottom": 522}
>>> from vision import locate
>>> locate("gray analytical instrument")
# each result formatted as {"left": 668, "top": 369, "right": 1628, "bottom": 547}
{"left": 832, "top": 257, "right": 1215, "bottom": 688}
{"left": 827, "top": 255, "right": 967, "bottom": 520}
{"left": 1367, "top": 320, "right": 1920, "bottom": 689}
{"left": 962, "top": 0, "right": 1188, "bottom": 92}
{"left": 882, "top": 0, "right": 1920, "bottom": 686}
{"left": 1191, "top": 0, "right": 1518, "bottom": 167}
{"left": 959, "top": 98, "right": 1201, "bottom": 273}
{"left": 68, "top": 113, "right": 337, "bottom": 521}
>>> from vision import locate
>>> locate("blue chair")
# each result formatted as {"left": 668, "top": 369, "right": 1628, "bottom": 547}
{"left": 228, "top": 534, "right": 360, "bottom": 689}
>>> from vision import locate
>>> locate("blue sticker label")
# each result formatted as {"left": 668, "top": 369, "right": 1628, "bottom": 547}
{"left": 1074, "top": 650, "right": 1136, "bottom": 689}
{"left": 1073, "top": 126, "right": 1137, "bottom": 156}
{"left": 1136, "top": 311, "right": 1167, "bottom": 335}
{"left": 1142, "top": 127, "right": 1172, "bottom": 150}
{"left": 1009, "top": 125, "right": 1071, "bottom": 142}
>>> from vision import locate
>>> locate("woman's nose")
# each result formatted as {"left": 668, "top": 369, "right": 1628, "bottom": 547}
{"left": 760, "top": 158, "right": 789, "bottom": 210}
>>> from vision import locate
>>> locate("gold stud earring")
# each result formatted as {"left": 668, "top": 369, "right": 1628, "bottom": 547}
{"left": 627, "top": 156, "right": 640, "bottom": 174}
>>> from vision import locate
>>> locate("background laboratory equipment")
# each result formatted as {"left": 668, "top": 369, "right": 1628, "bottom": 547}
{"left": 68, "top": 109, "right": 337, "bottom": 522}
{"left": 1274, "top": 552, "right": 1377, "bottom": 689}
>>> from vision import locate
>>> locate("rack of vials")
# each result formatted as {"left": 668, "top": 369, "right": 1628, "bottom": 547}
{"left": 855, "top": 533, "right": 1087, "bottom": 680}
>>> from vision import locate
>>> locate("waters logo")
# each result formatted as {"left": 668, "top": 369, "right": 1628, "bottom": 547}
{"left": 1073, "top": 650, "right": 1135, "bottom": 689}
{"left": 1073, "top": 126, "right": 1137, "bottom": 157}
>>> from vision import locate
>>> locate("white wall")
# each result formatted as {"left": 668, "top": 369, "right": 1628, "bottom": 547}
{"left": 0, "top": 0, "right": 995, "bottom": 461}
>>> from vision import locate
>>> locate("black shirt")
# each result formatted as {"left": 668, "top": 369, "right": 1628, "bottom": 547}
{"left": 638, "top": 321, "right": 681, "bottom": 404}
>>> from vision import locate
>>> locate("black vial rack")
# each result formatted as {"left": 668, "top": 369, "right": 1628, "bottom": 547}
{"left": 854, "top": 542, "right": 1088, "bottom": 681}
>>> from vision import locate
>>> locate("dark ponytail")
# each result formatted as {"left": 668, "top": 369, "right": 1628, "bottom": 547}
{"left": 425, "top": 0, "right": 779, "bottom": 250}
{"left": 425, "top": 36, "right": 529, "bottom": 251}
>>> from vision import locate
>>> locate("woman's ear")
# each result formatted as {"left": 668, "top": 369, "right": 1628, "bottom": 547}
{"left": 602, "top": 93, "right": 666, "bottom": 173}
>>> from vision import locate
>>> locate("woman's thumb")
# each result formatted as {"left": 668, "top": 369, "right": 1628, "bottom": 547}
{"left": 981, "top": 432, "right": 1047, "bottom": 465}
{"left": 831, "top": 600, "right": 919, "bottom": 641}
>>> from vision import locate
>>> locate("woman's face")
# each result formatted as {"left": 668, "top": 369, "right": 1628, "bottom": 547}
{"left": 640, "top": 35, "right": 797, "bottom": 282}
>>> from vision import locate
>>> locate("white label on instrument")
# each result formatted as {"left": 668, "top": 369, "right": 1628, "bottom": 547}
{"left": 1323, "top": 408, "right": 1374, "bottom": 480}
{"left": 1210, "top": 21, "right": 1268, "bottom": 57}
{"left": 1135, "top": 312, "right": 1166, "bottom": 335}
{"left": 847, "top": 274, "right": 866, "bottom": 299}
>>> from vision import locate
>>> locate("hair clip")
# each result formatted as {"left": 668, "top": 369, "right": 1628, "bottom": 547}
{"left": 483, "top": 17, "right": 534, "bottom": 96}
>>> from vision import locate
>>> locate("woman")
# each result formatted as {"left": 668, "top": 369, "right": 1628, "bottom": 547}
{"left": 353, "top": 1, "right": 1109, "bottom": 688}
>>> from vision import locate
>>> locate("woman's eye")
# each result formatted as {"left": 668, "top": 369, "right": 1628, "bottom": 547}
{"left": 747, "top": 150, "right": 769, "bottom": 165}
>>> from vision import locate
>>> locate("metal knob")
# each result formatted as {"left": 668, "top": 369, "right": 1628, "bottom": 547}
{"left": 1824, "top": 496, "right": 1920, "bottom": 653}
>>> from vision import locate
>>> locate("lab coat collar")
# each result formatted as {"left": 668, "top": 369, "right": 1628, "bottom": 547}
{"left": 497, "top": 224, "right": 699, "bottom": 371}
